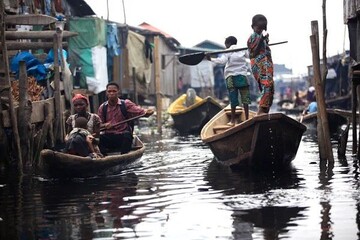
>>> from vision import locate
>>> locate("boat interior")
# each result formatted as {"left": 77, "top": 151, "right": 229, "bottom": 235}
{"left": 212, "top": 107, "right": 255, "bottom": 134}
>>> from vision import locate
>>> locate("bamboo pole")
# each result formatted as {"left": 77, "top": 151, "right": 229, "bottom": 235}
{"left": 0, "top": 0, "right": 23, "bottom": 172}
{"left": 154, "top": 36, "right": 162, "bottom": 135}
{"left": 310, "top": 21, "right": 333, "bottom": 162}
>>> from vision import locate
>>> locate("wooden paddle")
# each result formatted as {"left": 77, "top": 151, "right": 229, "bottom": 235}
{"left": 178, "top": 41, "right": 288, "bottom": 66}
{"left": 100, "top": 113, "right": 146, "bottom": 131}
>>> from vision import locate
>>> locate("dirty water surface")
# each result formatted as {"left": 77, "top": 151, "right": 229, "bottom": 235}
{"left": 0, "top": 127, "right": 359, "bottom": 240}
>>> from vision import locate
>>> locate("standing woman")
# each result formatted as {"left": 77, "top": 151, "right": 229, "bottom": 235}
{"left": 247, "top": 14, "right": 274, "bottom": 115}
{"left": 65, "top": 94, "right": 101, "bottom": 138}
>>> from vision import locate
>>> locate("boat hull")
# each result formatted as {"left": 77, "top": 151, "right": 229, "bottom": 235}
{"left": 168, "top": 96, "right": 222, "bottom": 134}
{"left": 38, "top": 136, "right": 145, "bottom": 179}
{"left": 201, "top": 108, "right": 306, "bottom": 168}
{"left": 301, "top": 109, "right": 348, "bottom": 136}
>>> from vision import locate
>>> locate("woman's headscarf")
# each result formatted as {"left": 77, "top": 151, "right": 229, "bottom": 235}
{"left": 72, "top": 94, "right": 88, "bottom": 105}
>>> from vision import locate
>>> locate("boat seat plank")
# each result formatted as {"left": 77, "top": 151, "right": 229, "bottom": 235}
{"left": 224, "top": 109, "right": 243, "bottom": 115}
{"left": 213, "top": 124, "right": 233, "bottom": 134}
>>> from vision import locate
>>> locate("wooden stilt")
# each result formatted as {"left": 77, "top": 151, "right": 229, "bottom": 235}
{"left": 310, "top": 21, "right": 333, "bottom": 162}
{"left": 18, "top": 61, "right": 32, "bottom": 167}
{"left": 0, "top": 0, "right": 22, "bottom": 172}
{"left": 352, "top": 71, "right": 359, "bottom": 155}
{"left": 53, "top": 34, "right": 63, "bottom": 143}
{"left": 154, "top": 36, "right": 162, "bottom": 135}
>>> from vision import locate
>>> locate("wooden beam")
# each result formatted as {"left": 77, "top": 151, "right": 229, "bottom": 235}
{"left": 5, "top": 30, "right": 78, "bottom": 39}
{"left": 5, "top": 14, "right": 57, "bottom": 25}
{"left": 0, "top": 41, "right": 68, "bottom": 50}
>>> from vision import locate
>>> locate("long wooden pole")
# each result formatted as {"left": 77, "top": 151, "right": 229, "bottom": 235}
{"left": 310, "top": 21, "right": 333, "bottom": 162}
{"left": 0, "top": 0, "right": 22, "bottom": 172}
{"left": 154, "top": 36, "right": 162, "bottom": 135}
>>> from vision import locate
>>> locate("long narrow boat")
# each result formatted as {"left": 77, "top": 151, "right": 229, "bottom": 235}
{"left": 38, "top": 136, "right": 145, "bottom": 179}
{"left": 167, "top": 94, "right": 223, "bottom": 134}
{"left": 300, "top": 108, "right": 348, "bottom": 136}
{"left": 201, "top": 107, "right": 307, "bottom": 169}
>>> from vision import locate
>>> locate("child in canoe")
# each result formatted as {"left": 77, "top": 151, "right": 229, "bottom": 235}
{"left": 65, "top": 116, "right": 103, "bottom": 158}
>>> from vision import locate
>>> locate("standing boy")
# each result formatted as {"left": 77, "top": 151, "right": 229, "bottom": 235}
{"left": 247, "top": 14, "right": 274, "bottom": 115}
{"left": 207, "top": 36, "right": 251, "bottom": 125}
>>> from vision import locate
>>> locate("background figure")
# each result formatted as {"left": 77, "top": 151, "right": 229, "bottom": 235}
{"left": 247, "top": 14, "right": 274, "bottom": 115}
{"left": 184, "top": 88, "right": 197, "bottom": 107}
{"left": 293, "top": 90, "right": 305, "bottom": 107}
{"left": 306, "top": 86, "right": 315, "bottom": 103}
{"left": 302, "top": 95, "right": 317, "bottom": 117}
{"left": 207, "top": 36, "right": 251, "bottom": 124}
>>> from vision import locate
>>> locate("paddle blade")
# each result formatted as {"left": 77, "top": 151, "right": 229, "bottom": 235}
{"left": 178, "top": 52, "right": 206, "bottom": 65}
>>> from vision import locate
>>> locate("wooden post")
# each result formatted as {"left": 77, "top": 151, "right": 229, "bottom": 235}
{"left": 34, "top": 102, "right": 52, "bottom": 166}
{"left": 357, "top": 84, "right": 360, "bottom": 157}
{"left": 53, "top": 34, "right": 63, "bottom": 143}
{"left": 310, "top": 21, "right": 333, "bottom": 162}
{"left": 122, "top": 48, "right": 130, "bottom": 90}
{"left": 352, "top": 71, "right": 360, "bottom": 155}
{"left": 154, "top": 36, "right": 162, "bottom": 135}
{"left": 18, "top": 61, "right": 32, "bottom": 166}
{"left": 132, "top": 67, "right": 138, "bottom": 104}
{"left": 0, "top": 96, "right": 10, "bottom": 165}
{"left": 0, "top": 0, "right": 22, "bottom": 172}
{"left": 321, "top": 0, "right": 328, "bottom": 94}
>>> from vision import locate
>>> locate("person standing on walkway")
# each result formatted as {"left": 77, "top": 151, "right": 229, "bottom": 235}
{"left": 206, "top": 36, "right": 251, "bottom": 125}
{"left": 247, "top": 14, "right": 274, "bottom": 115}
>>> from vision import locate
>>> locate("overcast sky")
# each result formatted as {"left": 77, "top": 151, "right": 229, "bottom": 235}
{"left": 85, "top": 0, "right": 348, "bottom": 75}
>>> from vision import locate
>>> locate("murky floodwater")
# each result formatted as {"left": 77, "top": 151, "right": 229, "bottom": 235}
{"left": 0, "top": 124, "right": 360, "bottom": 240}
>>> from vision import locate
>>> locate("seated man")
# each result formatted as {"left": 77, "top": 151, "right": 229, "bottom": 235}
{"left": 65, "top": 116, "right": 102, "bottom": 158}
{"left": 98, "top": 82, "right": 154, "bottom": 154}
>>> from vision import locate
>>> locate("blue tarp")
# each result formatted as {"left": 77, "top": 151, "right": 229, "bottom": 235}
{"left": 10, "top": 51, "right": 47, "bottom": 81}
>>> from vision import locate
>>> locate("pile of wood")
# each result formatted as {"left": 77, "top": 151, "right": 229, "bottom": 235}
{"left": 11, "top": 76, "right": 44, "bottom": 101}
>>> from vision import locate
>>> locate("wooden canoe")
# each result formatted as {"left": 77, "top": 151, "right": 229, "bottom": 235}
{"left": 277, "top": 100, "right": 305, "bottom": 115}
{"left": 38, "top": 136, "right": 145, "bottom": 179}
{"left": 167, "top": 95, "right": 223, "bottom": 134}
{"left": 201, "top": 107, "right": 307, "bottom": 168}
{"left": 301, "top": 108, "right": 348, "bottom": 136}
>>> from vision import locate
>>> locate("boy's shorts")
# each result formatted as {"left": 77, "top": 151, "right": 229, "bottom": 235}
{"left": 226, "top": 75, "right": 251, "bottom": 107}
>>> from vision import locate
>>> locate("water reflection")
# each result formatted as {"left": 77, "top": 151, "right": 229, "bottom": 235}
{"left": 0, "top": 172, "right": 140, "bottom": 239}
{"left": 205, "top": 159, "right": 307, "bottom": 239}
{"left": 1, "top": 129, "right": 360, "bottom": 239}
{"left": 206, "top": 159, "right": 303, "bottom": 194}
{"left": 232, "top": 206, "right": 306, "bottom": 240}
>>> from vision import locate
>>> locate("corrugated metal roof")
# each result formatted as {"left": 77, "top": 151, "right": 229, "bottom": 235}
{"left": 139, "top": 22, "right": 172, "bottom": 38}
